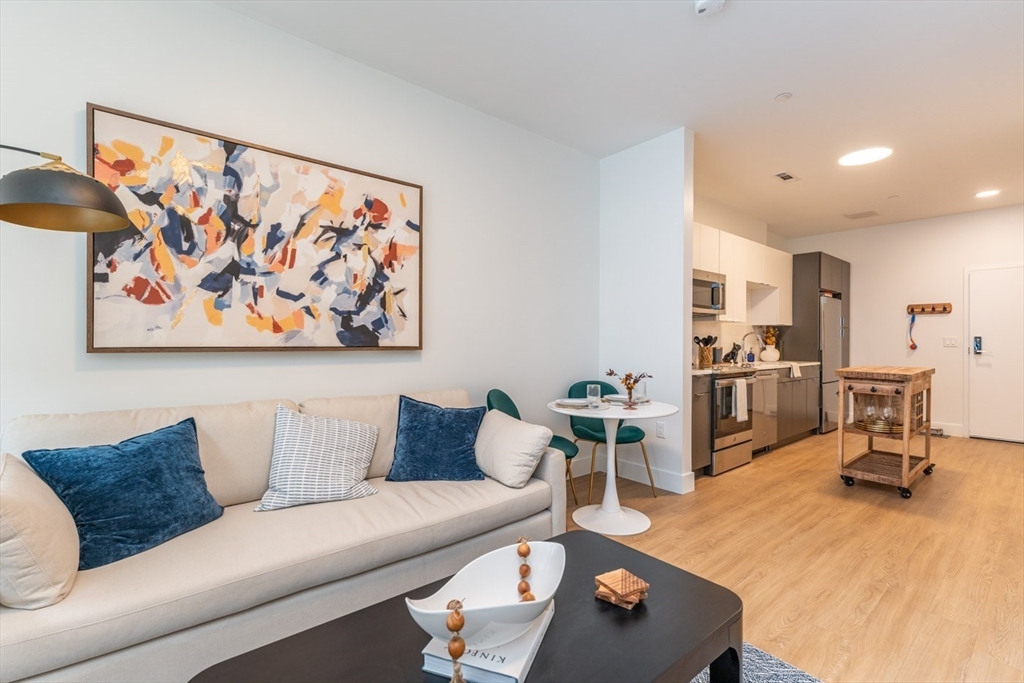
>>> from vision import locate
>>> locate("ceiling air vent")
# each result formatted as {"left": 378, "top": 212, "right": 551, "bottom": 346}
{"left": 775, "top": 172, "right": 799, "bottom": 183}
{"left": 844, "top": 210, "right": 880, "bottom": 220}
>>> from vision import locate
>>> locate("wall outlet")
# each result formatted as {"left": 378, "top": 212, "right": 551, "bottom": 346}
{"left": 943, "top": 337, "right": 958, "bottom": 348}
{"left": 656, "top": 421, "right": 666, "bottom": 438}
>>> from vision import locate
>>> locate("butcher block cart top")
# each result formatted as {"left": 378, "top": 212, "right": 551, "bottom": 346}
{"left": 835, "top": 366, "right": 936, "bottom": 499}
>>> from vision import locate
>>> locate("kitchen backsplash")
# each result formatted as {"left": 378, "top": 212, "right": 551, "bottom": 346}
{"left": 692, "top": 321, "right": 801, "bottom": 366}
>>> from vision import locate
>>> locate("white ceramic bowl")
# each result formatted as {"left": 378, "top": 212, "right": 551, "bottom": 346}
{"left": 406, "top": 541, "right": 565, "bottom": 648}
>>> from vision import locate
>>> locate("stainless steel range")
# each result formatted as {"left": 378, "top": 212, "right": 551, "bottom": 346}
{"left": 709, "top": 369, "right": 757, "bottom": 475}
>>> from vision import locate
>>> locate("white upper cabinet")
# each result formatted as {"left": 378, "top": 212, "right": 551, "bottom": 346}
{"left": 747, "top": 245, "right": 794, "bottom": 325}
{"left": 744, "top": 240, "right": 766, "bottom": 285}
{"left": 694, "top": 222, "right": 793, "bottom": 325}
{"left": 718, "top": 230, "right": 746, "bottom": 322}
{"left": 699, "top": 224, "right": 720, "bottom": 274}
{"left": 692, "top": 223, "right": 720, "bottom": 273}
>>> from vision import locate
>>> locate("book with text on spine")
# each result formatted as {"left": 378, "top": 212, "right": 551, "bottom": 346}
{"left": 422, "top": 601, "right": 554, "bottom": 683}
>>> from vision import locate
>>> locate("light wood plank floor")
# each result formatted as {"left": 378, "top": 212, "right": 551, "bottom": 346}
{"left": 566, "top": 433, "right": 1024, "bottom": 683}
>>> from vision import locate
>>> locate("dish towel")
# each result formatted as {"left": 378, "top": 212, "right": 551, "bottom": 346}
{"left": 789, "top": 362, "right": 803, "bottom": 378}
{"left": 734, "top": 379, "right": 748, "bottom": 423}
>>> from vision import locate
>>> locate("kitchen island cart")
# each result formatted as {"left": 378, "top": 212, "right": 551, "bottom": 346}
{"left": 835, "top": 366, "right": 935, "bottom": 498}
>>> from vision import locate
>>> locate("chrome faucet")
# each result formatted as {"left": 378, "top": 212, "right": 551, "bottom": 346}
{"left": 740, "top": 332, "right": 765, "bottom": 367}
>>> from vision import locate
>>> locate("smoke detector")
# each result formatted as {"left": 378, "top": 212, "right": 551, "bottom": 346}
{"left": 695, "top": 0, "right": 725, "bottom": 17}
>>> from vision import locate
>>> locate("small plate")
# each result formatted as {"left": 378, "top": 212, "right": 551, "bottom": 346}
{"left": 604, "top": 395, "right": 651, "bottom": 404}
{"left": 555, "top": 398, "right": 588, "bottom": 407}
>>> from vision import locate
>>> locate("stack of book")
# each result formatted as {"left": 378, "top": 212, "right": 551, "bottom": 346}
{"left": 422, "top": 602, "right": 554, "bottom": 683}
{"left": 594, "top": 569, "right": 649, "bottom": 610}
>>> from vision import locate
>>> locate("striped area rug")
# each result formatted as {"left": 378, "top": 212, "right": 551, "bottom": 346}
{"left": 690, "top": 643, "right": 820, "bottom": 683}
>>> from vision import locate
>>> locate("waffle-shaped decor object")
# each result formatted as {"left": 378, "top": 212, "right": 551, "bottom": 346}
{"left": 595, "top": 569, "right": 649, "bottom": 610}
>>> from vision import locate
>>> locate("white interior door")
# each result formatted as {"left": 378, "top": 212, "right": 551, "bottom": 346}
{"left": 968, "top": 265, "right": 1024, "bottom": 442}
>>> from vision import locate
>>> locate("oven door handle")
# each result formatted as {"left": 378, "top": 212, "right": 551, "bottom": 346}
{"left": 715, "top": 378, "right": 757, "bottom": 389}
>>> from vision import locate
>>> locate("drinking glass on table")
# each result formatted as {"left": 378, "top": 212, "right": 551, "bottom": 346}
{"left": 586, "top": 384, "right": 601, "bottom": 409}
{"left": 633, "top": 381, "right": 648, "bottom": 404}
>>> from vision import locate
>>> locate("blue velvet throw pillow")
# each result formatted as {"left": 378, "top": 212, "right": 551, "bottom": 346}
{"left": 387, "top": 396, "right": 487, "bottom": 482}
{"left": 23, "top": 418, "right": 223, "bottom": 570}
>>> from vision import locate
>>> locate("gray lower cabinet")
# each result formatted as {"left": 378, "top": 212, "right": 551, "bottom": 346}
{"left": 777, "top": 376, "right": 820, "bottom": 441}
{"left": 804, "top": 379, "right": 819, "bottom": 432}
{"left": 691, "top": 376, "right": 713, "bottom": 471}
{"left": 778, "top": 380, "right": 794, "bottom": 441}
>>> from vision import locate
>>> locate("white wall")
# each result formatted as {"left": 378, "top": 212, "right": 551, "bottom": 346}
{"left": 694, "top": 195, "right": 768, "bottom": 244}
{"left": 786, "top": 204, "right": 1024, "bottom": 435}
{"left": 596, "top": 129, "right": 694, "bottom": 494}
{"left": 0, "top": 1, "right": 600, "bottom": 430}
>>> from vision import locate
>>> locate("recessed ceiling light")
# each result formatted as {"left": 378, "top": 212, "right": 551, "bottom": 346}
{"left": 838, "top": 147, "right": 893, "bottom": 166}
{"left": 975, "top": 189, "right": 1000, "bottom": 198}
{"left": 775, "top": 92, "right": 792, "bottom": 102}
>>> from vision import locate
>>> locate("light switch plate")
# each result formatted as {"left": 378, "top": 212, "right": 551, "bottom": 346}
{"left": 656, "top": 421, "right": 666, "bottom": 438}
{"left": 943, "top": 337, "right": 958, "bottom": 348}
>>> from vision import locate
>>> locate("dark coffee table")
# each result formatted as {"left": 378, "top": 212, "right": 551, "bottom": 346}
{"left": 191, "top": 530, "right": 742, "bottom": 683}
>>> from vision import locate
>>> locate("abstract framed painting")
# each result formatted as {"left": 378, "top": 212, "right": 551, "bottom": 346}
{"left": 86, "top": 104, "right": 422, "bottom": 352}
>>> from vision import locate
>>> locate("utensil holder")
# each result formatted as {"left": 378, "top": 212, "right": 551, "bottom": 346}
{"left": 698, "top": 347, "right": 713, "bottom": 368}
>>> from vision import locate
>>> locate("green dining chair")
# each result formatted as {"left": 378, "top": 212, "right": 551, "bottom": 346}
{"left": 566, "top": 380, "right": 657, "bottom": 503}
{"left": 485, "top": 389, "right": 581, "bottom": 504}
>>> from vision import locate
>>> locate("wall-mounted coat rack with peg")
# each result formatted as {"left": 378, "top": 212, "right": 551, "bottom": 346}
{"left": 907, "top": 303, "right": 952, "bottom": 315}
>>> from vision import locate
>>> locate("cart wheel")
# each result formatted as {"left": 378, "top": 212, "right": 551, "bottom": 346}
{"left": 924, "top": 465, "right": 935, "bottom": 475}
{"left": 842, "top": 476, "right": 855, "bottom": 487}
{"left": 899, "top": 487, "right": 912, "bottom": 499}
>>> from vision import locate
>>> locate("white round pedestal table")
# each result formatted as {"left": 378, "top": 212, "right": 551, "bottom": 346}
{"left": 547, "top": 400, "right": 679, "bottom": 536}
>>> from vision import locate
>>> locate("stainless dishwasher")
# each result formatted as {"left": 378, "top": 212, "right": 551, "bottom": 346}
{"left": 752, "top": 371, "right": 779, "bottom": 451}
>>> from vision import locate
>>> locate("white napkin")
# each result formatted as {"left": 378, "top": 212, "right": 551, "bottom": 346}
{"left": 789, "top": 362, "right": 802, "bottom": 378}
{"left": 733, "top": 379, "right": 748, "bottom": 423}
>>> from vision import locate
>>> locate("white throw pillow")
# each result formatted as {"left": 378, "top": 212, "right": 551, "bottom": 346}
{"left": 0, "top": 453, "right": 79, "bottom": 609}
{"left": 256, "top": 405, "right": 379, "bottom": 511}
{"left": 475, "top": 410, "right": 552, "bottom": 488}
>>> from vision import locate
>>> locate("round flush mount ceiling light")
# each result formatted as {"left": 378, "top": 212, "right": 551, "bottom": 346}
{"left": 975, "top": 189, "right": 1000, "bottom": 198}
{"left": 838, "top": 147, "right": 893, "bottom": 166}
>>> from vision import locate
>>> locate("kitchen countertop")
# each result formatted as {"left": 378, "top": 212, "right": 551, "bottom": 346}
{"left": 691, "top": 361, "right": 820, "bottom": 376}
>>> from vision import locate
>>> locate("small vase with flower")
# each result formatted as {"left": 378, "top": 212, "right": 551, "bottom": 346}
{"left": 606, "top": 369, "right": 652, "bottom": 410}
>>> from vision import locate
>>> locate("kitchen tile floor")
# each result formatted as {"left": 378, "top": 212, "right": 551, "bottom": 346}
{"left": 567, "top": 433, "right": 1023, "bottom": 683}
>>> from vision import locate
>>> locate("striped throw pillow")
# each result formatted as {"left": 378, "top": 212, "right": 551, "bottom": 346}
{"left": 256, "top": 405, "right": 379, "bottom": 511}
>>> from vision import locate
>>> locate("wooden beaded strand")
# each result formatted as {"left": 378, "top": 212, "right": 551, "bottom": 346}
{"left": 517, "top": 537, "right": 535, "bottom": 602}
{"left": 446, "top": 599, "right": 466, "bottom": 683}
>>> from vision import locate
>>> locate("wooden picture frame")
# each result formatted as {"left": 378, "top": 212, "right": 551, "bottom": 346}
{"left": 86, "top": 104, "right": 422, "bottom": 352}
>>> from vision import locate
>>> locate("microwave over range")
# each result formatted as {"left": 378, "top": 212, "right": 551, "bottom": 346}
{"left": 693, "top": 269, "right": 726, "bottom": 318}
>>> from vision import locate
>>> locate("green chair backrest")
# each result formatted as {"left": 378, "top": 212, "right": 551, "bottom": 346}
{"left": 486, "top": 389, "right": 521, "bottom": 420}
{"left": 567, "top": 380, "right": 622, "bottom": 435}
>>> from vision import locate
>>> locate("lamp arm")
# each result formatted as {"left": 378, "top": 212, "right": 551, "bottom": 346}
{"left": 0, "top": 144, "right": 61, "bottom": 161}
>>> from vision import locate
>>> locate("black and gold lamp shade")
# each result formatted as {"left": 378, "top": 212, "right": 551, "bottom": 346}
{"left": 0, "top": 145, "right": 130, "bottom": 233}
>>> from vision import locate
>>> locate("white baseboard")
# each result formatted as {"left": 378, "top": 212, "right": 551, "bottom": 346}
{"left": 570, "top": 453, "right": 694, "bottom": 495}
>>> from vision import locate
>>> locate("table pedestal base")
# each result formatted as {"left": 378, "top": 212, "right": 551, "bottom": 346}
{"left": 572, "top": 505, "right": 651, "bottom": 536}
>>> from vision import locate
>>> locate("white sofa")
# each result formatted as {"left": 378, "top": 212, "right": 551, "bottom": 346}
{"left": 0, "top": 389, "right": 566, "bottom": 683}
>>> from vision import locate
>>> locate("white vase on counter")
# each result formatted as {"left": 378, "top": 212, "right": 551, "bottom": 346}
{"left": 760, "top": 345, "right": 780, "bottom": 362}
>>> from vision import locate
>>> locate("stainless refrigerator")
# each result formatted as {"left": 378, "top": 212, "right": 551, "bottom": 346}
{"left": 819, "top": 295, "right": 844, "bottom": 433}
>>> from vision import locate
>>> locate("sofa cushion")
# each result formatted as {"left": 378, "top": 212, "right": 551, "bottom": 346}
{"left": 23, "top": 419, "right": 224, "bottom": 570}
{"left": 0, "top": 399, "right": 297, "bottom": 507}
{"left": 256, "top": 405, "right": 379, "bottom": 511}
{"left": 0, "top": 477, "right": 551, "bottom": 678}
{"left": 387, "top": 397, "right": 486, "bottom": 482}
{"left": 299, "top": 389, "right": 471, "bottom": 479}
{"left": 475, "top": 410, "right": 553, "bottom": 488}
{"left": 0, "top": 454, "right": 79, "bottom": 609}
